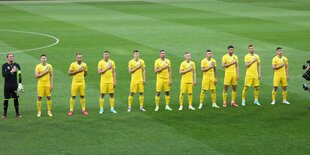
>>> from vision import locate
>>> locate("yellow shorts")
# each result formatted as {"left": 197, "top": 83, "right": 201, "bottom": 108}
{"left": 71, "top": 81, "right": 85, "bottom": 96}
{"left": 156, "top": 78, "right": 170, "bottom": 92}
{"left": 180, "top": 82, "right": 193, "bottom": 94}
{"left": 100, "top": 83, "right": 114, "bottom": 94}
{"left": 224, "top": 74, "right": 237, "bottom": 86}
{"left": 130, "top": 81, "right": 144, "bottom": 93}
{"left": 273, "top": 75, "right": 287, "bottom": 87}
{"left": 244, "top": 75, "right": 259, "bottom": 87}
{"left": 37, "top": 86, "right": 51, "bottom": 97}
{"left": 202, "top": 79, "right": 216, "bottom": 90}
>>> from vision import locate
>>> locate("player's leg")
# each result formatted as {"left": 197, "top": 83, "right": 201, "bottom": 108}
{"left": 231, "top": 75, "right": 238, "bottom": 107}
{"left": 253, "top": 77, "right": 260, "bottom": 105}
{"left": 69, "top": 83, "right": 77, "bottom": 115}
{"left": 138, "top": 82, "right": 145, "bottom": 111}
{"left": 155, "top": 79, "right": 162, "bottom": 111}
{"left": 210, "top": 79, "right": 219, "bottom": 108}
{"left": 36, "top": 86, "right": 44, "bottom": 117}
{"left": 12, "top": 86, "right": 21, "bottom": 118}
{"left": 199, "top": 80, "right": 207, "bottom": 109}
{"left": 108, "top": 83, "right": 117, "bottom": 113}
{"left": 271, "top": 75, "right": 280, "bottom": 104}
{"left": 80, "top": 83, "right": 88, "bottom": 114}
{"left": 188, "top": 83, "right": 195, "bottom": 110}
{"left": 242, "top": 76, "right": 251, "bottom": 106}
{"left": 99, "top": 82, "right": 107, "bottom": 114}
{"left": 2, "top": 85, "right": 10, "bottom": 118}
{"left": 128, "top": 82, "right": 136, "bottom": 112}
{"left": 179, "top": 82, "right": 186, "bottom": 111}
{"left": 163, "top": 80, "right": 172, "bottom": 110}
{"left": 223, "top": 75, "right": 231, "bottom": 107}
{"left": 46, "top": 86, "right": 53, "bottom": 117}
{"left": 281, "top": 76, "right": 290, "bottom": 104}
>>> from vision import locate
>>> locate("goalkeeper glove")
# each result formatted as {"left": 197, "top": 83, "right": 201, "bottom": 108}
{"left": 17, "top": 83, "right": 24, "bottom": 93}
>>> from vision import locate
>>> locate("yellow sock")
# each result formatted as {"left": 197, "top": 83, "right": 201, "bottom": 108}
{"left": 272, "top": 90, "right": 277, "bottom": 100}
{"left": 188, "top": 94, "right": 193, "bottom": 106}
{"left": 223, "top": 91, "right": 227, "bottom": 103}
{"left": 232, "top": 91, "right": 236, "bottom": 102}
{"left": 47, "top": 99, "right": 52, "bottom": 111}
{"left": 165, "top": 95, "right": 170, "bottom": 106}
{"left": 37, "top": 100, "right": 41, "bottom": 112}
{"left": 70, "top": 97, "right": 75, "bottom": 111}
{"left": 211, "top": 89, "right": 216, "bottom": 103}
{"left": 139, "top": 95, "right": 144, "bottom": 107}
{"left": 242, "top": 86, "right": 248, "bottom": 101}
{"left": 99, "top": 98, "right": 104, "bottom": 109}
{"left": 110, "top": 97, "right": 115, "bottom": 109}
{"left": 254, "top": 87, "right": 259, "bottom": 100}
{"left": 199, "top": 90, "right": 205, "bottom": 104}
{"left": 81, "top": 97, "right": 85, "bottom": 110}
{"left": 155, "top": 95, "right": 160, "bottom": 106}
{"left": 128, "top": 95, "right": 133, "bottom": 107}
{"left": 179, "top": 93, "right": 184, "bottom": 106}
{"left": 282, "top": 90, "right": 287, "bottom": 100}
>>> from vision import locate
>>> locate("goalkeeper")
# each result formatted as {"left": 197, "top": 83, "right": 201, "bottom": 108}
{"left": 1, "top": 53, "right": 23, "bottom": 119}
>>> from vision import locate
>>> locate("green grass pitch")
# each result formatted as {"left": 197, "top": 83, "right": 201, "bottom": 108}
{"left": 0, "top": 0, "right": 310, "bottom": 154}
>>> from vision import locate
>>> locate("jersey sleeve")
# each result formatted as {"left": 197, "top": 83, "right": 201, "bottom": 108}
{"left": 128, "top": 61, "right": 132, "bottom": 69}
{"left": 235, "top": 56, "right": 239, "bottom": 63}
{"left": 112, "top": 61, "right": 115, "bottom": 69}
{"left": 98, "top": 61, "right": 102, "bottom": 69}
{"left": 16, "top": 64, "right": 21, "bottom": 70}
{"left": 35, "top": 65, "right": 39, "bottom": 73}
{"left": 142, "top": 60, "right": 145, "bottom": 68}
{"left": 245, "top": 55, "right": 249, "bottom": 63}
{"left": 167, "top": 60, "right": 171, "bottom": 68}
{"left": 285, "top": 57, "right": 288, "bottom": 65}
{"left": 193, "top": 62, "right": 196, "bottom": 69}
{"left": 222, "top": 56, "right": 226, "bottom": 64}
{"left": 257, "top": 55, "right": 261, "bottom": 63}
{"left": 272, "top": 58, "right": 276, "bottom": 66}
{"left": 84, "top": 64, "right": 88, "bottom": 71}
{"left": 154, "top": 60, "right": 159, "bottom": 68}
{"left": 201, "top": 60, "right": 204, "bottom": 67}
{"left": 214, "top": 60, "right": 217, "bottom": 67}
{"left": 69, "top": 63, "right": 74, "bottom": 71}
{"left": 180, "top": 62, "right": 184, "bottom": 70}
{"left": 50, "top": 65, "right": 53, "bottom": 72}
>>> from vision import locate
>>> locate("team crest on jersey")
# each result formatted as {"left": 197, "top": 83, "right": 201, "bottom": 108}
{"left": 7, "top": 66, "right": 10, "bottom": 70}
{"left": 190, "top": 64, "right": 193, "bottom": 67}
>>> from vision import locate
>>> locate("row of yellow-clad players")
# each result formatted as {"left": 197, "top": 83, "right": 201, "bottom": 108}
{"left": 34, "top": 45, "right": 290, "bottom": 117}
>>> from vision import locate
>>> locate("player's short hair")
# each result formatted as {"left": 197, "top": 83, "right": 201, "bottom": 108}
{"left": 227, "top": 45, "right": 234, "bottom": 49}
{"left": 206, "top": 50, "right": 212, "bottom": 53}
{"left": 248, "top": 45, "right": 254, "bottom": 48}
{"left": 7, "top": 53, "right": 14, "bottom": 58}
{"left": 40, "top": 54, "right": 46, "bottom": 58}
{"left": 133, "top": 50, "right": 139, "bottom": 54}
{"left": 276, "top": 47, "right": 282, "bottom": 51}
{"left": 184, "top": 52, "right": 190, "bottom": 55}
{"left": 104, "top": 51, "right": 109, "bottom": 54}
{"left": 76, "top": 53, "right": 82, "bottom": 56}
{"left": 159, "top": 50, "right": 165, "bottom": 53}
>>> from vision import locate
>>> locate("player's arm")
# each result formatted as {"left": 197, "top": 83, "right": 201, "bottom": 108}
{"left": 155, "top": 66, "right": 167, "bottom": 73}
{"left": 285, "top": 63, "right": 289, "bottom": 81}
{"left": 222, "top": 61, "right": 235, "bottom": 68}
{"left": 258, "top": 62, "right": 261, "bottom": 80}
{"left": 180, "top": 68, "right": 192, "bottom": 74}
{"left": 142, "top": 67, "right": 146, "bottom": 85}
{"left": 84, "top": 70, "right": 87, "bottom": 77}
{"left": 214, "top": 67, "right": 218, "bottom": 84}
{"left": 245, "top": 58, "right": 258, "bottom": 68}
{"left": 168, "top": 66, "right": 172, "bottom": 86}
{"left": 68, "top": 69, "right": 84, "bottom": 76}
{"left": 236, "top": 62, "right": 239, "bottom": 80}
{"left": 50, "top": 71, "right": 54, "bottom": 91}
{"left": 35, "top": 70, "right": 49, "bottom": 78}
{"left": 2, "top": 64, "right": 9, "bottom": 78}
{"left": 129, "top": 65, "right": 141, "bottom": 74}
{"left": 201, "top": 64, "right": 214, "bottom": 72}
{"left": 112, "top": 68, "right": 116, "bottom": 88}
{"left": 272, "top": 63, "right": 284, "bottom": 70}
{"left": 193, "top": 69, "right": 196, "bottom": 86}
{"left": 98, "top": 66, "right": 112, "bottom": 75}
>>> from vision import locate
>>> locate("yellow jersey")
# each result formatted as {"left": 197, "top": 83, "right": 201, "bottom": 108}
{"left": 98, "top": 59, "right": 115, "bottom": 83}
{"left": 69, "top": 62, "right": 87, "bottom": 82}
{"left": 35, "top": 63, "right": 53, "bottom": 86}
{"left": 245, "top": 53, "right": 260, "bottom": 76}
{"left": 201, "top": 58, "right": 216, "bottom": 80}
{"left": 222, "top": 54, "right": 238, "bottom": 75}
{"left": 128, "top": 58, "right": 145, "bottom": 83}
{"left": 180, "top": 60, "right": 195, "bottom": 83}
{"left": 155, "top": 58, "right": 171, "bottom": 79}
{"left": 272, "top": 56, "right": 288, "bottom": 76}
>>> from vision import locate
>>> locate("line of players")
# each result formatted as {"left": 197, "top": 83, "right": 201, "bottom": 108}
{"left": 1, "top": 45, "right": 290, "bottom": 118}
